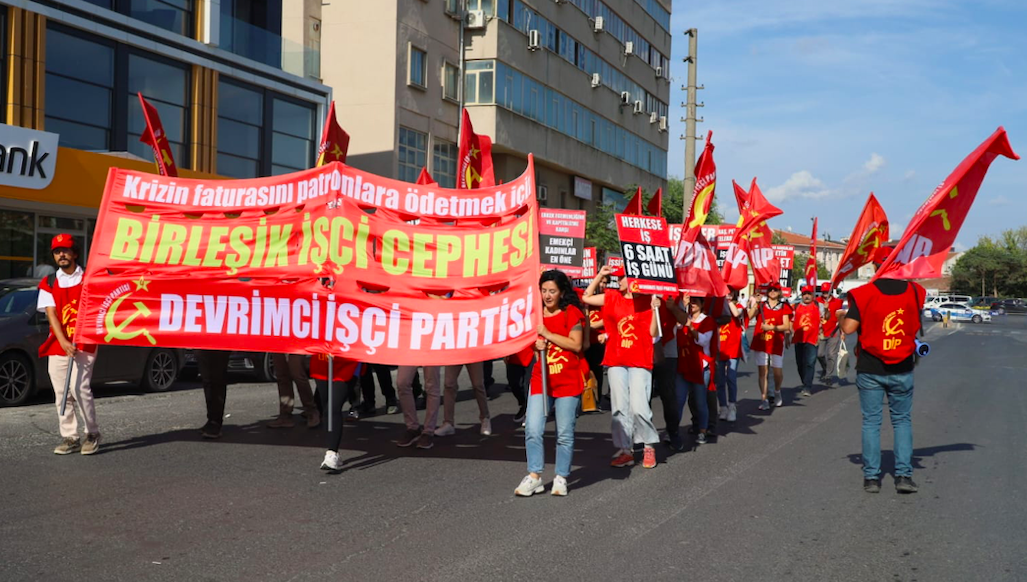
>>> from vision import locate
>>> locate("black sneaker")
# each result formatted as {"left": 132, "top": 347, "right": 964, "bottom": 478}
{"left": 396, "top": 429, "right": 421, "bottom": 448}
{"left": 895, "top": 476, "right": 919, "bottom": 494}
{"left": 696, "top": 432, "right": 707, "bottom": 445}
{"left": 669, "top": 433, "right": 685, "bottom": 452}
{"left": 200, "top": 422, "right": 222, "bottom": 439}
{"left": 863, "top": 478, "right": 881, "bottom": 493}
{"left": 513, "top": 405, "right": 527, "bottom": 424}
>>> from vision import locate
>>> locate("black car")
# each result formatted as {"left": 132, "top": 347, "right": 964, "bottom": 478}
{"left": 990, "top": 298, "right": 1027, "bottom": 315}
{"left": 0, "top": 279, "right": 185, "bottom": 406}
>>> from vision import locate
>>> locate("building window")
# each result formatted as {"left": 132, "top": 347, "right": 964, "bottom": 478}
{"left": 464, "top": 60, "right": 494, "bottom": 104}
{"left": 444, "top": 0, "right": 460, "bottom": 15}
{"left": 432, "top": 140, "right": 457, "bottom": 188}
{"left": 0, "top": 210, "right": 34, "bottom": 279}
{"left": 271, "top": 97, "right": 316, "bottom": 175}
{"left": 127, "top": 53, "right": 191, "bottom": 169}
{"left": 44, "top": 28, "right": 115, "bottom": 151}
{"left": 408, "top": 45, "right": 427, "bottom": 89}
{"left": 129, "top": 0, "right": 193, "bottom": 36}
{"left": 442, "top": 62, "right": 459, "bottom": 102}
{"left": 216, "top": 79, "right": 264, "bottom": 178}
{"left": 398, "top": 127, "right": 427, "bottom": 183}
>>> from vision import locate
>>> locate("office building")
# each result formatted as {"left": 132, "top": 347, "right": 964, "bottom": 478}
{"left": 322, "top": 0, "right": 671, "bottom": 209}
{"left": 0, "top": 0, "right": 330, "bottom": 279}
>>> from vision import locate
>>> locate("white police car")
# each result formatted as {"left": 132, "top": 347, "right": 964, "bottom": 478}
{"left": 929, "top": 302, "right": 991, "bottom": 324}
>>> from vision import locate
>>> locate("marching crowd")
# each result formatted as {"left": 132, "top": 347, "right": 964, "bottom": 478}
{"left": 38, "top": 232, "right": 924, "bottom": 497}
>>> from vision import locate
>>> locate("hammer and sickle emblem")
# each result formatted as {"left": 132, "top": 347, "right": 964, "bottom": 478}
{"left": 856, "top": 226, "right": 881, "bottom": 258}
{"left": 548, "top": 349, "right": 571, "bottom": 365}
{"left": 465, "top": 165, "right": 483, "bottom": 188}
{"left": 330, "top": 143, "right": 344, "bottom": 160}
{"left": 929, "top": 209, "right": 952, "bottom": 231}
{"left": 161, "top": 149, "right": 174, "bottom": 167}
{"left": 883, "top": 311, "right": 906, "bottom": 337}
{"left": 104, "top": 294, "right": 156, "bottom": 345}
{"left": 687, "top": 182, "right": 715, "bottom": 228}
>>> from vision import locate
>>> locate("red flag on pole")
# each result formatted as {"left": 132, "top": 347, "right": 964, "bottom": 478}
{"left": 679, "top": 130, "right": 717, "bottom": 247}
{"left": 646, "top": 187, "right": 663, "bottom": 217}
{"left": 416, "top": 167, "right": 436, "bottom": 185}
{"left": 316, "top": 101, "right": 350, "bottom": 166}
{"left": 676, "top": 231, "right": 729, "bottom": 297}
{"left": 457, "top": 109, "right": 495, "bottom": 189}
{"left": 137, "top": 93, "right": 177, "bottom": 177}
{"left": 874, "top": 127, "right": 1019, "bottom": 280}
{"left": 804, "top": 218, "right": 818, "bottom": 288}
{"left": 623, "top": 186, "right": 643, "bottom": 215}
{"left": 830, "top": 193, "right": 889, "bottom": 289}
{"left": 732, "top": 178, "right": 782, "bottom": 244}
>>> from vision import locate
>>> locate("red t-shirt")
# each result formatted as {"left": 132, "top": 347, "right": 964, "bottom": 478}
{"left": 792, "top": 302, "right": 821, "bottom": 345}
{"left": 601, "top": 289, "right": 655, "bottom": 369}
{"left": 717, "top": 303, "right": 745, "bottom": 360}
{"left": 822, "top": 297, "right": 843, "bottom": 336}
{"left": 530, "top": 306, "right": 586, "bottom": 397}
{"left": 309, "top": 354, "right": 359, "bottom": 382}
{"left": 587, "top": 307, "right": 604, "bottom": 345}
{"left": 677, "top": 314, "right": 716, "bottom": 383}
{"left": 749, "top": 301, "right": 793, "bottom": 356}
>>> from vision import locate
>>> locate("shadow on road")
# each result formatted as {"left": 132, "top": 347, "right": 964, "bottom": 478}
{"left": 844, "top": 442, "right": 980, "bottom": 474}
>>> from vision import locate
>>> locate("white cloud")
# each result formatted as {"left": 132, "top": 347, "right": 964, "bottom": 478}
{"left": 864, "top": 153, "right": 886, "bottom": 173}
{"left": 765, "top": 171, "right": 834, "bottom": 202}
{"left": 988, "top": 195, "right": 1011, "bottom": 206}
{"left": 903, "top": 169, "right": 917, "bottom": 181}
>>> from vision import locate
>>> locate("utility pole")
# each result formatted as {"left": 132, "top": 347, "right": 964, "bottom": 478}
{"left": 681, "top": 28, "right": 703, "bottom": 212}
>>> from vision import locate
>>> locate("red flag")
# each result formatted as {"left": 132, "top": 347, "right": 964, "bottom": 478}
{"left": 830, "top": 193, "right": 889, "bottom": 289}
{"left": 317, "top": 101, "right": 350, "bottom": 166}
{"left": 457, "top": 109, "right": 495, "bottom": 189}
{"left": 416, "top": 167, "right": 436, "bottom": 185}
{"left": 646, "top": 187, "right": 663, "bottom": 217}
{"left": 720, "top": 236, "right": 750, "bottom": 291}
{"left": 732, "top": 178, "right": 782, "bottom": 243}
{"left": 623, "top": 186, "right": 643, "bottom": 215}
{"left": 137, "top": 93, "right": 177, "bottom": 177}
{"left": 747, "top": 221, "right": 782, "bottom": 287}
{"left": 875, "top": 127, "right": 1019, "bottom": 280}
{"left": 675, "top": 230, "right": 729, "bottom": 297}
{"left": 804, "top": 218, "right": 818, "bottom": 288}
{"left": 679, "top": 131, "right": 717, "bottom": 248}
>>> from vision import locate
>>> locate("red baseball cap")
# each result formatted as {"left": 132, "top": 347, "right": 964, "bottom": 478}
{"left": 800, "top": 285, "right": 814, "bottom": 294}
{"left": 763, "top": 281, "right": 782, "bottom": 291}
{"left": 51, "top": 233, "right": 75, "bottom": 251}
{"left": 820, "top": 282, "right": 831, "bottom": 293}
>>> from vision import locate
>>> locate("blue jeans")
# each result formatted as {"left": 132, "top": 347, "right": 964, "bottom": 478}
{"left": 857, "top": 371, "right": 915, "bottom": 479}
{"left": 794, "top": 343, "right": 818, "bottom": 390}
{"left": 676, "top": 369, "right": 710, "bottom": 431}
{"left": 715, "top": 359, "right": 738, "bottom": 406}
{"left": 608, "top": 366, "right": 658, "bottom": 449}
{"left": 525, "top": 393, "right": 580, "bottom": 477}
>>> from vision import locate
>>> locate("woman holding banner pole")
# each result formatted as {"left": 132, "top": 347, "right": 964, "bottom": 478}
{"left": 314, "top": 354, "right": 360, "bottom": 471}
{"left": 515, "top": 270, "right": 587, "bottom": 497}
{"left": 582, "top": 265, "right": 662, "bottom": 470}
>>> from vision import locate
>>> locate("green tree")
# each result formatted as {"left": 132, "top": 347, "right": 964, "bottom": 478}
{"left": 791, "top": 252, "right": 831, "bottom": 286}
{"left": 771, "top": 230, "right": 787, "bottom": 244}
{"left": 584, "top": 200, "right": 620, "bottom": 255}
{"left": 950, "top": 236, "right": 1025, "bottom": 297}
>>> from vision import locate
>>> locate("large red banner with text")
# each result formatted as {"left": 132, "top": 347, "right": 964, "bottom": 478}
{"left": 75, "top": 158, "right": 542, "bottom": 365}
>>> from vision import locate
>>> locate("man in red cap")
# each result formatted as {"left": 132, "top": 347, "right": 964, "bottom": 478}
{"left": 793, "top": 285, "right": 821, "bottom": 397}
{"left": 36, "top": 234, "right": 101, "bottom": 455}
{"left": 746, "top": 282, "right": 792, "bottom": 410}
{"left": 817, "top": 282, "right": 845, "bottom": 385}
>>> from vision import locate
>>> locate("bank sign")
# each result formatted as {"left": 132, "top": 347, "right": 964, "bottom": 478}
{"left": 0, "top": 124, "right": 58, "bottom": 189}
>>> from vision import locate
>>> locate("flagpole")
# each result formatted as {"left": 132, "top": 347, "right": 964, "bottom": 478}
{"left": 457, "top": 0, "right": 466, "bottom": 141}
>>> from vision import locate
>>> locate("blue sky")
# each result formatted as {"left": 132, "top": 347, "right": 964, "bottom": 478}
{"left": 666, "top": 0, "right": 1027, "bottom": 248}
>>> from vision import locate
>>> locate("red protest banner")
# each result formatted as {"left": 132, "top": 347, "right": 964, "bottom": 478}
{"left": 831, "top": 193, "right": 889, "bottom": 289}
{"left": 615, "top": 214, "right": 676, "bottom": 294}
{"left": 581, "top": 247, "right": 597, "bottom": 278}
{"left": 875, "top": 127, "right": 1019, "bottom": 280}
{"left": 74, "top": 157, "right": 542, "bottom": 366}
{"left": 137, "top": 93, "right": 177, "bottom": 177}
{"left": 539, "top": 209, "right": 587, "bottom": 276}
{"left": 774, "top": 245, "right": 796, "bottom": 295}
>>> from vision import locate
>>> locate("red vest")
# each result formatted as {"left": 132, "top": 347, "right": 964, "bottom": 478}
{"left": 38, "top": 275, "right": 96, "bottom": 357}
{"left": 848, "top": 282, "right": 924, "bottom": 364}
{"left": 676, "top": 315, "right": 715, "bottom": 384}
{"left": 792, "top": 302, "right": 821, "bottom": 345}
{"left": 821, "top": 297, "right": 843, "bottom": 336}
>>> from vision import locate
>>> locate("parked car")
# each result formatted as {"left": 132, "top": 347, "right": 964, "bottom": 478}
{"left": 929, "top": 302, "right": 991, "bottom": 324}
{"left": 0, "top": 279, "right": 185, "bottom": 407}
{"left": 180, "top": 350, "right": 277, "bottom": 383}
{"left": 990, "top": 298, "right": 1027, "bottom": 315}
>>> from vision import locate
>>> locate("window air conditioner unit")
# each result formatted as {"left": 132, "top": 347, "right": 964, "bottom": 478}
{"left": 537, "top": 184, "right": 548, "bottom": 203}
{"left": 633, "top": 100, "right": 644, "bottom": 114}
{"left": 591, "top": 73, "right": 601, "bottom": 88}
{"left": 528, "top": 30, "right": 541, "bottom": 50}
{"left": 624, "top": 41, "right": 634, "bottom": 55}
{"left": 593, "top": 16, "right": 604, "bottom": 33}
{"left": 658, "top": 116, "right": 668, "bottom": 132}
{"left": 619, "top": 91, "right": 631, "bottom": 105}
{"left": 649, "top": 112, "right": 658, "bottom": 124}
{"left": 655, "top": 65, "right": 663, "bottom": 77}
{"left": 466, "top": 10, "right": 486, "bottom": 29}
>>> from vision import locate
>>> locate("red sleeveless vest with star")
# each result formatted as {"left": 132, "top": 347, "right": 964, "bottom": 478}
{"left": 38, "top": 276, "right": 95, "bottom": 357}
{"left": 848, "top": 282, "right": 924, "bottom": 364}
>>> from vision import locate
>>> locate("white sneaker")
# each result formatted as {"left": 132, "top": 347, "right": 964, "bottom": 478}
{"left": 775, "top": 393, "right": 784, "bottom": 407}
{"left": 320, "top": 450, "right": 342, "bottom": 471}
{"left": 719, "top": 406, "right": 729, "bottom": 421}
{"left": 551, "top": 475, "right": 568, "bottom": 496}
{"left": 435, "top": 422, "right": 456, "bottom": 437}
{"left": 480, "top": 417, "right": 492, "bottom": 436}
{"left": 758, "top": 399, "right": 770, "bottom": 411}
{"left": 515, "top": 474, "right": 544, "bottom": 497}
{"left": 727, "top": 403, "right": 737, "bottom": 422}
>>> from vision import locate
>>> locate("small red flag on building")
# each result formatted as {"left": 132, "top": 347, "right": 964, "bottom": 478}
{"left": 137, "top": 93, "right": 177, "bottom": 177}
{"left": 317, "top": 101, "right": 350, "bottom": 166}
{"left": 874, "top": 127, "right": 1019, "bottom": 280}
{"left": 457, "top": 109, "right": 495, "bottom": 189}
{"left": 646, "top": 187, "right": 663, "bottom": 217}
{"left": 416, "top": 167, "right": 436, "bottom": 185}
{"left": 830, "top": 193, "right": 889, "bottom": 289}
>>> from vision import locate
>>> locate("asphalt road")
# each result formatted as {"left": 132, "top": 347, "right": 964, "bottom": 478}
{"left": 2, "top": 316, "right": 1026, "bottom": 582}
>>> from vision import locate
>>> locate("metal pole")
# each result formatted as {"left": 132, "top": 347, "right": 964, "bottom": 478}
{"left": 59, "top": 355, "right": 73, "bottom": 417}
{"left": 682, "top": 28, "right": 699, "bottom": 214}
{"left": 327, "top": 356, "right": 333, "bottom": 434}
{"left": 457, "top": 0, "right": 466, "bottom": 139}
{"left": 539, "top": 349, "right": 550, "bottom": 418}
